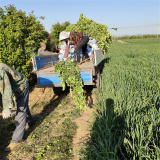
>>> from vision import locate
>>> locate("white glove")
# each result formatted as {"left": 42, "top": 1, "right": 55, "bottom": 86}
{"left": 2, "top": 108, "right": 15, "bottom": 119}
{"left": 70, "top": 48, "right": 75, "bottom": 53}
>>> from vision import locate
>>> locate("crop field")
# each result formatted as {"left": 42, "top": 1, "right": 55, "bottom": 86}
{"left": 84, "top": 38, "right": 160, "bottom": 159}
{"left": 0, "top": 38, "right": 160, "bottom": 160}
{"left": 1, "top": 5, "right": 159, "bottom": 160}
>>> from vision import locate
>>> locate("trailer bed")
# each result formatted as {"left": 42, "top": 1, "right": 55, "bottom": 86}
{"left": 36, "top": 61, "right": 95, "bottom": 87}
{"left": 32, "top": 49, "right": 103, "bottom": 88}
{"left": 36, "top": 61, "right": 95, "bottom": 73}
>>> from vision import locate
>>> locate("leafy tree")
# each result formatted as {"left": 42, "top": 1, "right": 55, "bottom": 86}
{"left": 66, "top": 14, "right": 112, "bottom": 51}
{"left": 0, "top": 5, "right": 48, "bottom": 83}
{"left": 111, "top": 28, "right": 118, "bottom": 31}
{"left": 50, "top": 21, "right": 70, "bottom": 47}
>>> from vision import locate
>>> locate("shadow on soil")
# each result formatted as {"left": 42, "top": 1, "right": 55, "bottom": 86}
{"left": 0, "top": 85, "right": 95, "bottom": 159}
{"left": 0, "top": 87, "right": 70, "bottom": 160}
{"left": 83, "top": 85, "right": 94, "bottom": 108}
{"left": 83, "top": 100, "right": 126, "bottom": 159}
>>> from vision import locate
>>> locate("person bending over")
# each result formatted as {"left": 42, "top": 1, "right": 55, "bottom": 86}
{"left": 0, "top": 63, "right": 34, "bottom": 151}
{"left": 59, "top": 31, "right": 89, "bottom": 62}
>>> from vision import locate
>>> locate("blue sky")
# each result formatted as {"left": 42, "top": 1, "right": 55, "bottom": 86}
{"left": 1, "top": 0, "right": 160, "bottom": 36}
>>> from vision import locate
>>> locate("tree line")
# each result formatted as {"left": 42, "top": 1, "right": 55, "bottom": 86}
{"left": 0, "top": 5, "right": 70, "bottom": 84}
{"left": 114, "top": 34, "right": 160, "bottom": 40}
{"left": 0, "top": 5, "right": 112, "bottom": 85}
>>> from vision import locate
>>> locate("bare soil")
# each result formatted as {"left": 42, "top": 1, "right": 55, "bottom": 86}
{"left": 117, "top": 40, "right": 128, "bottom": 44}
{"left": 72, "top": 107, "right": 95, "bottom": 159}
{"left": 29, "top": 86, "right": 96, "bottom": 159}
{"left": 1, "top": 86, "right": 96, "bottom": 159}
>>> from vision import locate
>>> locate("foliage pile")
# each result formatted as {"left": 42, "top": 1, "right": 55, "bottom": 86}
{"left": 66, "top": 13, "right": 112, "bottom": 51}
{"left": 84, "top": 38, "right": 160, "bottom": 159}
{"left": 0, "top": 5, "right": 48, "bottom": 82}
{"left": 55, "top": 60, "right": 87, "bottom": 111}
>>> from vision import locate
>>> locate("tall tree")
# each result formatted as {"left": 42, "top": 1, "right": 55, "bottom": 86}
{"left": 66, "top": 14, "right": 112, "bottom": 51}
{"left": 50, "top": 21, "right": 70, "bottom": 47}
{"left": 0, "top": 5, "right": 48, "bottom": 83}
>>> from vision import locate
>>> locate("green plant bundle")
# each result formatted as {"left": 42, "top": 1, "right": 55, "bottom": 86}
{"left": 65, "top": 13, "right": 112, "bottom": 51}
{"left": 55, "top": 59, "right": 87, "bottom": 111}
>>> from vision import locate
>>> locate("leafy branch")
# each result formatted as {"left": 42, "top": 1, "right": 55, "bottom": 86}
{"left": 55, "top": 59, "right": 87, "bottom": 111}
{"left": 65, "top": 13, "right": 112, "bottom": 51}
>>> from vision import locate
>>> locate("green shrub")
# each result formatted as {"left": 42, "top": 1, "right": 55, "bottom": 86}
{"left": 0, "top": 5, "right": 48, "bottom": 83}
{"left": 66, "top": 13, "right": 112, "bottom": 51}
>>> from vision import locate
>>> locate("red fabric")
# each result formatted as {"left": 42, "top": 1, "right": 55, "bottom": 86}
{"left": 69, "top": 32, "right": 83, "bottom": 46}
{"left": 64, "top": 45, "right": 69, "bottom": 58}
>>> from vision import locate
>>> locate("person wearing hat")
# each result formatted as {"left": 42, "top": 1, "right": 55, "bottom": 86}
{"left": 59, "top": 31, "right": 89, "bottom": 62}
{"left": 0, "top": 63, "right": 34, "bottom": 151}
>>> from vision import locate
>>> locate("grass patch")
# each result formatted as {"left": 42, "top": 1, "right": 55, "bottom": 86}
{"left": 84, "top": 38, "right": 160, "bottom": 159}
{"left": 0, "top": 117, "right": 15, "bottom": 152}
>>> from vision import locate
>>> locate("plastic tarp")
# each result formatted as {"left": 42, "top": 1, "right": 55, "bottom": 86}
{"left": 58, "top": 39, "right": 99, "bottom": 61}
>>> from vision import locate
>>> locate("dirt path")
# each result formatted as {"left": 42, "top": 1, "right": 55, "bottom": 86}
{"left": 31, "top": 87, "right": 96, "bottom": 159}
{"left": 117, "top": 40, "right": 128, "bottom": 44}
{"left": 0, "top": 86, "right": 96, "bottom": 159}
{"left": 72, "top": 107, "right": 95, "bottom": 159}
{"left": 29, "top": 87, "right": 96, "bottom": 159}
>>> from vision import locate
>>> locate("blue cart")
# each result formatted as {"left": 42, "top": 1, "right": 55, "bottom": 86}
{"left": 32, "top": 49, "right": 103, "bottom": 95}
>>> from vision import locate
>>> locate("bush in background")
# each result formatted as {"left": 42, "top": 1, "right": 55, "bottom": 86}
{"left": 66, "top": 13, "right": 112, "bottom": 51}
{"left": 0, "top": 5, "right": 48, "bottom": 84}
{"left": 50, "top": 21, "right": 70, "bottom": 50}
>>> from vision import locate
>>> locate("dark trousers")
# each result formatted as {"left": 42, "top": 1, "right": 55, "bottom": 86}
{"left": 12, "top": 86, "right": 34, "bottom": 143}
{"left": 75, "top": 36, "right": 89, "bottom": 62}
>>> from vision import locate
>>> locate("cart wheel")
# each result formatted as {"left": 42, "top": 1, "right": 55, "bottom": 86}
{"left": 53, "top": 87, "right": 63, "bottom": 96}
{"left": 95, "top": 67, "right": 102, "bottom": 89}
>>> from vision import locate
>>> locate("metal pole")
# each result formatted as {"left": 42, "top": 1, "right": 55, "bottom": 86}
{"left": 157, "top": 24, "right": 159, "bottom": 38}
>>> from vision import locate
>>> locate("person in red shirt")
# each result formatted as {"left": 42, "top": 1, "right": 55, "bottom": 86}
{"left": 59, "top": 31, "right": 89, "bottom": 62}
